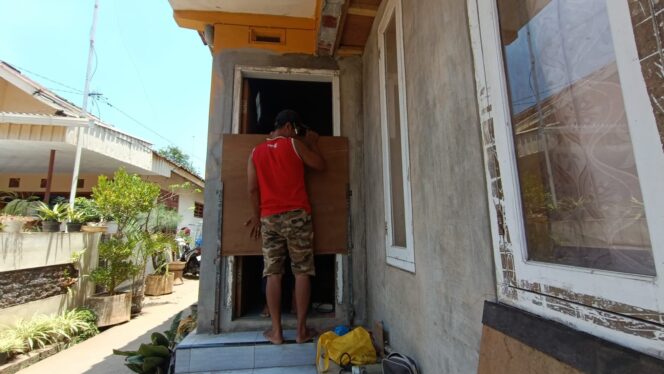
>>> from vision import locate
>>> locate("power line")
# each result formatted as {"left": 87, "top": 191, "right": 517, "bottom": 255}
{"left": 10, "top": 63, "right": 84, "bottom": 94}
{"left": 15, "top": 64, "right": 204, "bottom": 164}
{"left": 97, "top": 96, "right": 204, "bottom": 162}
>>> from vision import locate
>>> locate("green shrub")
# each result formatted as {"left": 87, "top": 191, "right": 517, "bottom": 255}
{"left": 35, "top": 202, "right": 67, "bottom": 222}
{"left": 0, "top": 309, "right": 99, "bottom": 359}
{"left": 90, "top": 236, "right": 139, "bottom": 295}
{"left": 92, "top": 169, "right": 160, "bottom": 235}
{"left": 1, "top": 197, "right": 40, "bottom": 216}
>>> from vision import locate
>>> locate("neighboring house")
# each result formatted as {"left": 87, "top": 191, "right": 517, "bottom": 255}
{"left": 0, "top": 61, "right": 204, "bottom": 234}
{"left": 168, "top": 0, "right": 664, "bottom": 373}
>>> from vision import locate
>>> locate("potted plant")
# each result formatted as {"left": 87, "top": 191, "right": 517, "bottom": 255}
{"left": 0, "top": 196, "right": 39, "bottom": 232}
{"left": 87, "top": 236, "right": 139, "bottom": 327}
{"left": 129, "top": 232, "right": 175, "bottom": 313}
{"left": 74, "top": 197, "right": 107, "bottom": 233}
{"left": 35, "top": 202, "right": 67, "bottom": 232}
{"left": 142, "top": 233, "right": 176, "bottom": 296}
{"left": 66, "top": 206, "right": 85, "bottom": 232}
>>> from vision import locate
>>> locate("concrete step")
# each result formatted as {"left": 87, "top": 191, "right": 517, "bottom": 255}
{"left": 209, "top": 366, "right": 317, "bottom": 373}
{"left": 175, "top": 330, "right": 317, "bottom": 373}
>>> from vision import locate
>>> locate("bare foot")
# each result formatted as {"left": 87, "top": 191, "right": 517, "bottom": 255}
{"left": 260, "top": 305, "right": 270, "bottom": 318}
{"left": 263, "top": 328, "right": 284, "bottom": 345}
{"left": 296, "top": 327, "right": 317, "bottom": 344}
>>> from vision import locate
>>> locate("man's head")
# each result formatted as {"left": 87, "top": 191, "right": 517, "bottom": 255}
{"left": 274, "top": 109, "right": 306, "bottom": 137}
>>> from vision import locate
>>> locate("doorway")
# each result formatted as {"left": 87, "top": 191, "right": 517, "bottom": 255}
{"left": 230, "top": 68, "right": 341, "bottom": 320}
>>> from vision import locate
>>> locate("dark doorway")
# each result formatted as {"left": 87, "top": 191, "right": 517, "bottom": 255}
{"left": 234, "top": 77, "right": 337, "bottom": 320}
{"left": 236, "top": 255, "right": 336, "bottom": 319}
{"left": 240, "top": 78, "right": 333, "bottom": 135}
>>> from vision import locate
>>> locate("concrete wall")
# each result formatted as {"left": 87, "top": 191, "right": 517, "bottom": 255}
{"left": 0, "top": 232, "right": 100, "bottom": 326}
{"left": 178, "top": 191, "right": 203, "bottom": 237}
{"left": 361, "top": 0, "right": 496, "bottom": 372}
{"left": 199, "top": 50, "right": 365, "bottom": 333}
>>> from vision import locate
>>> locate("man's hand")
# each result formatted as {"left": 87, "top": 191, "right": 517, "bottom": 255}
{"left": 303, "top": 130, "right": 319, "bottom": 148}
{"left": 244, "top": 215, "right": 261, "bottom": 240}
{"left": 293, "top": 130, "right": 325, "bottom": 171}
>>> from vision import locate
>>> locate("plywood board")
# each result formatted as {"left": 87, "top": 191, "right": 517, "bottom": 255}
{"left": 340, "top": 14, "right": 373, "bottom": 47}
{"left": 221, "top": 134, "right": 349, "bottom": 256}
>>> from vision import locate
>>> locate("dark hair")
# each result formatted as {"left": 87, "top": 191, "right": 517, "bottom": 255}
{"left": 274, "top": 109, "right": 302, "bottom": 129}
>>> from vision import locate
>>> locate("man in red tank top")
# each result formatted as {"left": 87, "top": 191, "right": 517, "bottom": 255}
{"left": 246, "top": 109, "right": 325, "bottom": 345}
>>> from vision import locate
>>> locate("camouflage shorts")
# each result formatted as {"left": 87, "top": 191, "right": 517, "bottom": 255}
{"left": 261, "top": 209, "right": 315, "bottom": 277}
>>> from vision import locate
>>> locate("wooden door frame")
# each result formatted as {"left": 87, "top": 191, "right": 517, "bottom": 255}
{"left": 228, "top": 66, "right": 345, "bottom": 319}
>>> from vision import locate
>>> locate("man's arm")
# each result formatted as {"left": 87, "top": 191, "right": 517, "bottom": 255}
{"left": 293, "top": 131, "right": 326, "bottom": 171}
{"left": 245, "top": 153, "right": 261, "bottom": 239}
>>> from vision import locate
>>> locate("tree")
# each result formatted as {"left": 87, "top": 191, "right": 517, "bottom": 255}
{"left": 92, "top": 168, "right": 161, "bottom": 235}
{"left": 158, "top": 146, "right": 196, "bottom": 173}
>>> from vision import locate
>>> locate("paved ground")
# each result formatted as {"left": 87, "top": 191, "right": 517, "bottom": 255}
{"left": 19, "top": 278, "right": 199, "bottom": 374}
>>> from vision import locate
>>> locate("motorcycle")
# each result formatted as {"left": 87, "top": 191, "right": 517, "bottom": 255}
{"left": 179, "top": 238, "right": 201, "bottom": 277}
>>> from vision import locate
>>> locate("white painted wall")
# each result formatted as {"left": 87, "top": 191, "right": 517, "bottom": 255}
{"left": 178, "top": 190, "right": 204, "bottom": 240}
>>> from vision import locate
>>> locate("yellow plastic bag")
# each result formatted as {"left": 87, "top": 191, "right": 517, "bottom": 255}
{"left": 316, "top": 327, "right": 377, "bottom": 372}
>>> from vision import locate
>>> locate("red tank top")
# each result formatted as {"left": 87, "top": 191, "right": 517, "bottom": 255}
{"left": 252, "top": 137, "right": 311, "bottom": 217}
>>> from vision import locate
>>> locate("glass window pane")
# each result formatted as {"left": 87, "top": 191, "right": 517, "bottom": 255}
{"left": 498, "top": 0, "right": 656, "bottom": 275}
{"left": 384, "top": 13, "right": 406, "bottom": 247}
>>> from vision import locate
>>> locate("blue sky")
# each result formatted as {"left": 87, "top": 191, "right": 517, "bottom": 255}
{"left": 0, "top": 0, "right": 211, "bottom": 174}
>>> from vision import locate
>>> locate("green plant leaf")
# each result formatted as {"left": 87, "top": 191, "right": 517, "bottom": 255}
{"left": 150, "top": 332, "right": 169, "bottom": 347}
{"left": 113, "top": 349, "right": 138, "bottom": 356}
{"left": 137, "top": 343, "right": 170, "bottom": 358}
{"left": 127, "top": 355, "right": 145, "bottom": 365}
{"left": 142, "top": 356, "right": 166, "bottom": 372}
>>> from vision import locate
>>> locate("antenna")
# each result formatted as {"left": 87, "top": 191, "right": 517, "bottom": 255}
{"left": 69, "top": 0, "right": 100, "bottom": 208}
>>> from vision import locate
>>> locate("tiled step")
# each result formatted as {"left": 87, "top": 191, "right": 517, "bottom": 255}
{"left": 175, "top": 330, "right": 318, "bottom": 373}
{"left": 211, "top": 366, "right": 317, "bottom": 373}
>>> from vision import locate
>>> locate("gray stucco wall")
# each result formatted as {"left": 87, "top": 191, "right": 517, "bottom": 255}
{"left": 362, "top": 0, "right": 496, "bottom": 372}
{"left": 198, "top": 50, "right": 365, "bottom": 333}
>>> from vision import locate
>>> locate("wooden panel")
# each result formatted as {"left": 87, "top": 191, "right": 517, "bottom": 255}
{"left": 221, "top": 134, "right": 349, "bottom": 256}
{"left": 339, "top": 14, "right": 373, "bottom": 47}
{"left": 351, "top": 0, "right": 382, "bottom": 6}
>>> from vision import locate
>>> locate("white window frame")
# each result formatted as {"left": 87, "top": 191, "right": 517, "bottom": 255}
{"left": 377, "top": 0, "right": 415, "bottom": 273}
{"left": 472, "top": 0, "right": 664, "bottom": 356}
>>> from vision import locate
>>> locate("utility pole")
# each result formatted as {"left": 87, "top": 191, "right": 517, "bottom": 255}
{"left": 69, "top": 0, "right": 100, "bottom": 208}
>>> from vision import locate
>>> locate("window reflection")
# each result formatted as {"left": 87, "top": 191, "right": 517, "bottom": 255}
{"left": 498, "top": 0, "right": 656, "bottom": 275}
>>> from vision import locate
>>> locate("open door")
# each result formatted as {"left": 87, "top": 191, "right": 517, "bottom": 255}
{"left": 221, "top": 134, "right": 349, "bottom": 256}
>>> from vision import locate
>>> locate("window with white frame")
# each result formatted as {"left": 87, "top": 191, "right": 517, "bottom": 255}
{"left": 378, "top": 0, "right": 415, "bottom": 272}
{"left": 475, "top": 0, "right": 664, "bottom": 356}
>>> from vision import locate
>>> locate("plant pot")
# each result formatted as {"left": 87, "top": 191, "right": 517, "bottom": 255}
{"left": 106, "top": 221, "right": 118, "bottom": 234}
{"left": 1, "top": 220, "right": 23, "bottom": 233}
{"left": 144, "top": 273, "right": 174, "bottom": 296}
{"left": 168, "top": 261, "right": 186, "bottom": 284}
{"left": 0, "top": 351, "right": 8, "bottom": 365}
{"left": 66, "top": 223, "right": 83, "bottom": 232}
{"left": 87, "top": 292, "right": 132, "bottom": 327}
{"left": 131, "top": 292, "right": 144, "bottom": 315}
{"left": 41, "top": 220, "right": 61, "bottom": 232}
{"left": 82, "top": 224, "right": 108, "bottom": 233}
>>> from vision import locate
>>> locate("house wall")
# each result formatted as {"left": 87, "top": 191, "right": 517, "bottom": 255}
{"left": 0, "top": 77, "right": 54, "bottom": 114}
{"left": 177, "top": 191, "right": 203, "bottom": 237}
{"left": 0, "top": 173, "right": 101, "bottom": 194}
{"left": 361, "top": 0, "right": 496, "bottom": 372}
{"left": 199, "top": 50, "right": 365, "bottom": 333}
{"left": 1, "top": 172, "right": 204, "bottom": 234}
